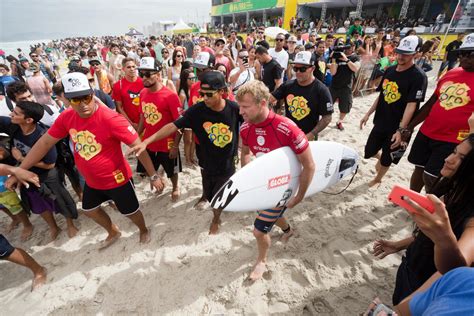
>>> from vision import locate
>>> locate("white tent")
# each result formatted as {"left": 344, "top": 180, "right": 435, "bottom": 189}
{"left": 125, "top": 28, "right": 144, "bottom": 40}
{"left": 172, "top": 19, "right": 193, "bottom": 34}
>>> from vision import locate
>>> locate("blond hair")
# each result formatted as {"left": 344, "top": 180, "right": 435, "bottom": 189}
{"left": 236, "top": 80, "right": 270, "bottom": 105}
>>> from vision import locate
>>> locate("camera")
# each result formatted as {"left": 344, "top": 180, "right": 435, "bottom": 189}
{"left": 332, "top": 44, "right": 351, "bottom": 60}
{"left": 242, "top": 56, "right": 248, "bottom": 64}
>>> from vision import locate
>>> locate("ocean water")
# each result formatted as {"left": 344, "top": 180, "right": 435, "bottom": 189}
{"left": 0, "top": 39, "right": 52, "bottom": 58}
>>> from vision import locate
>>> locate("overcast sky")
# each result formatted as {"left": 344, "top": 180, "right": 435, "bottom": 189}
{"left": 0, "top": 0, "right": 211, "bottom": 42}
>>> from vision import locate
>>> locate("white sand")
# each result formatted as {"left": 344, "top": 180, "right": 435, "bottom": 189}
{"left": 1, "top": 81, "right": 436, "bottom": 315}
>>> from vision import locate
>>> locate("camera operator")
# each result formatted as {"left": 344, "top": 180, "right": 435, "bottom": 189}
{"left": 329, "top": 41, "right": 361, "bottom": 131}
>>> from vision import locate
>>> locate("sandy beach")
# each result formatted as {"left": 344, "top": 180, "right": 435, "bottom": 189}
{"left": 1, "top": 79, "right": 436, "bottom": 315}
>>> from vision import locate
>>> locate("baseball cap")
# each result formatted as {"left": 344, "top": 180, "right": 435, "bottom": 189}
{"left": 62, "top": 72, "right": 94, "bottom": 98}
{"left": 287, "top": 35, "right": 297, "bottom": 43}
{"left": 89, "top": 57, "right": 101, "bottom": 64}
{"left": 304, "top": 42, "right": 315, "bottom": 50}
{"left": 215, "top": 38, "right": 226, "bottom": 46}
{"left": 193, "top": 52, "right": 216, "bottom": 69}
{"left": 200, "top": 71, "right": 227, "bottom": 90}
{"left": 290, "top": 51, "right": 316, "bottom": 66}
{"left": 19, "top": 57, "right": 28, "bottom": 63}
{"left": 138, "top": 57, "right": 162, "bottom": 71}
{"left": 70, "top": 55, "right": 81, "bottom": 62}
{"left": 455, "top": 33, "right": 474, "bottom": 51}
{"left": 395, "top": 35, "right": 422, "bottom": 55}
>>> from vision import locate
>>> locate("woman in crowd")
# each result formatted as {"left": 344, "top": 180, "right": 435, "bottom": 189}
{"left": 168, "top": 49, "right": 184, "bottom": 91}
{"left": 177, "top": 69, "right": 197, "bottom": 167}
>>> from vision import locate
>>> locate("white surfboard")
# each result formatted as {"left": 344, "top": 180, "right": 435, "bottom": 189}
{"left": 210, "top": 141, "right": 359, "bottom": 212}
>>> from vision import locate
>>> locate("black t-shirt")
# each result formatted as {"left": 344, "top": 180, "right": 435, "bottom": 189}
{"left": 446, "top": 40, "right": 462, "bottom": 62}
{"left": 373, "top": 64, "right": 427, "bottom": 132}
{"left": 261, "top": 58, "right": 283, "bottom": 92}
{"left": 272, "top": 78, "right": 333, "bottom": 133}
{"left": 0, "top": 117, "right": 57, "bottom": 175}
{"left": 330, "top": 54, "right": 360, "bottom": 89}
{"left": 174, "top": 100, "right": 242, "bottom": 175}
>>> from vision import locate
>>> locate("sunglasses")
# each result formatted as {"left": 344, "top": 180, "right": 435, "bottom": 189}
{"left": 276, "top": 38, "right": 285, "bottom": 42}
{"left": 199, "top": 90, "right": 217, "bottom": 98}
{"left": 188, "top": 76, "right": 197, "bottom": 81}
{"left": 139, "top": 70, "right": 158, "bottom": 78}
{"left": 176, "top": 54, "right": 183, "bottom": 57}
{"left": 293, "top": 66, "right": 309, "bottom": 73}
{"left": 90, "top": 63, "right": 100, "bottom": 67}
{"left": 31, "top": 55, "right": 39, "bottom": 58}
{"left": 258, "top": 32, "right": 264, "bottom": 34}
{"left": 68, "top": 94, "right": 93, "bottom": 106}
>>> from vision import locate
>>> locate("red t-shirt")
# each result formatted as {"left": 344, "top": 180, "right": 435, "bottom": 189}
{"left": 200, "top": 46, "right": 215, "bottom": 55}
{"left": 48, "top": 101, "right": 138, "bottom": 190}
{"left": 240, "top": 111, "right": 309, "bottom": 157}
{"left": 420, "top": 67, "right": 474, "bottom": 143}
{"left": 139, "top": 87, "right": 181, "bottom": 153}
{"left": 111, "top": 77, "right": 144, "bottom": 124}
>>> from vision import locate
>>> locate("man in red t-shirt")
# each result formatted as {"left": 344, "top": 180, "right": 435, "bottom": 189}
{"left": 9, "top": 73, "right": 164, "bottom": 249}
{"left": 137, "top": 57, "right": 182, "bottom": 201}
{"left": 407, "top": 34, "right": 474, "bottom": 193}
{"left": 237, "top": 80, "right": 315, "bottom": 281}
{"left": 112, "top": 57, "right": 144, "bottom": 130}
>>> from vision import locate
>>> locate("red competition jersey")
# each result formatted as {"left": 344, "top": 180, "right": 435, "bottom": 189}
{"left": 111, "top": 77, "right": 144, "bottom": 124}
{"left": 420, "top": 67, "right": 474, "bottom": 143}
{"left": 240, "top": 111, "right": 309, "bottom": 156}
{"left": 139, "top": 86, "right": 181, "bottom": 153}
{"left": 48, "top": 101, "right": 138, "bottom": 190}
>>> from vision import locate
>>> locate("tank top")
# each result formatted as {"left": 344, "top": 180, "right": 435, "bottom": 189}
{"left": 27, "top": 75, "right": 52, "bottom": 105}
{"left": 96, "top": 71, "right": 112, "bottom": 94}
{"left": 171, "top": 66, "right": 181, "bottom": 85}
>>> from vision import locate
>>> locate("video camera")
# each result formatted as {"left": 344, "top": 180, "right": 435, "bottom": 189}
{"left": 332, "top": 44, "right": 351, "bottom": 60}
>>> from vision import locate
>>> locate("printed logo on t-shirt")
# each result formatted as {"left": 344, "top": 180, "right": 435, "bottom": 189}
{"left": 382, "top": 79, "right": 401, "bottom": 104}
{"left": 439, "top": 82, "right": 471, "bottom": 110}
{"left": 128, "top": 91, "right": 140, "bottom": 106}
{"left": 142, "top": 102, "right": 162, "bottom": 125}
{"left": 69, "top": 129, "right": 102, "bottom": 161}
{"left": 203, "top": 121, "right": 233, "bottom": 148}
{"left": 286, "top": 94, "right": 311, "bottom": 120}
{"left": 257, "top": 135, "right": 265, "bottom": 146}
{"left": 113, "top": 170, "right": 125, "bottom": 184}
{"left": 457, "top": 129, "right": 470, "bottom": 142}
{"left": 192, "top": 95, "right": 204, "bottom": 105}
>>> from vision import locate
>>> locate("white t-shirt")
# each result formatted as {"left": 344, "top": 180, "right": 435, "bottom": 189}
{"left": 229, "top": 67, "right": 255, "bottom": 92}
{"left": 268, "top": 48, "right": 289, "bottom": 78}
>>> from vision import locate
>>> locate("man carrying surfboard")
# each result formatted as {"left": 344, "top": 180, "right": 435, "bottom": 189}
{"left": 129, "top": 71, "right": 242, "bottom": 235}
{"left": 270, "top": 51, "right": 333, "bottom": 141}
{"left": 237, "top": 80, "right": 315, "bottom": 281}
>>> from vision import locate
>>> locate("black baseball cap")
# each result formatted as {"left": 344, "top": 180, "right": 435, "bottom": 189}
{"left": 200, "top": 71, "right": 227, "bottom": 90}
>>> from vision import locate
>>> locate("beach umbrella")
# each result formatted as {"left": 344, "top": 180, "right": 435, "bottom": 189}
{"left": 0, "top": 49, "right": 5, "bottom": 56}
{"left": 264, "top": 27, "right": 288, "bottom": 39}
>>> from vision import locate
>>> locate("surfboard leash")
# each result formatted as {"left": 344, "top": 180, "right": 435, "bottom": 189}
{"left": 322, "top": 165, "right": 359, "bottom": 195}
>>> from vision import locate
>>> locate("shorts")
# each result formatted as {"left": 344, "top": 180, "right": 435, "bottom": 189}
{"left": 22, "top": 186, "right": 60, "bottom": 215}
{"left": 330, "top": 86, "right": 353, "bottom": 113}
{"left": 254, "top": 208, "right": 287, "bottom": 234}
{"left": 82, "top": 180, "right": 140, "bottom": 215}
{"left": 147, "top": 150, "right": 182, "bottom": 178}
{"left": 0, "top": 234, "right": 15, "bottom": 259}
{"left": 202, "top": 169, "right": 234, "bottom": 203}
{"left": 364, "top": 128, "right": 405, "bottom": 167}
{"left": 0, "top": 191, "right": 23, "bottom": 215}
{"left": 408, "top": 132, "right": 457, "bottom": 177}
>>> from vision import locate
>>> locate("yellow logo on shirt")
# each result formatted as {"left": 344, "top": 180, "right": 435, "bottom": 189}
{"left": 382, "top": 79, "right": 401, "bottom": 104}
{"left": 113, "top": 170, "right": 125, "bottom": 184}
{"left": 69, "top": 129, "right": 102, "bottom": 161}
{"left": 203, "top": 122, "right": 232, "bottom": 148}
{"left": 286, "top": 94, "right": 311, "bottom": 120}
{"left": 192, "top": 95, "right": 204, "bottom": 105}
{"left": 142, "top": 102, "right": 162, "bottom": 125}
{"left": 439, "top": 82, "right": 471, "bottom": 110}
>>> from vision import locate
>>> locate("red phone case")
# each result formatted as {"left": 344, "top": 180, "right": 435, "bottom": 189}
{"left": 388, "top": 185, "right": 435, "bottom": 214}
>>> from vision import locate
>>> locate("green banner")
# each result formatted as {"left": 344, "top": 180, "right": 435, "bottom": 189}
{"left": 212, "top": 0, "right": 278, "bottom": 15}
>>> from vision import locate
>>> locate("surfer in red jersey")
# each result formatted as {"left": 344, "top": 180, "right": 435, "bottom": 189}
{"left": 238, "top": 80, "right": 315, "bottom": 281}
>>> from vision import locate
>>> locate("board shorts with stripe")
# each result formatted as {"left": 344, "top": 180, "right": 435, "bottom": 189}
{"left": 0, "top": 234, "right": 14, "bottom": 259}
{"left": 202, "top": 169, "right": 235, "bottom": 203}
{"left": 254, "top": 208, "right": 287, "bottom": 233}
{"left": 82, "top": 180, "right": 139, "bottom": 215}
{"left": 0, "top": 191, "right": 23, "bottom": 215}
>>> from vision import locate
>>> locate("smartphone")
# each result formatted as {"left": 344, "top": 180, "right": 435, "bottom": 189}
{"left": 388, "top": 185, "right": 435, "bottom": 214}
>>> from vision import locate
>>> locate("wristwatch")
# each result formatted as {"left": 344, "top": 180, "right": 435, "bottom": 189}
{"left": 150, "top": 174, "right": 159, "bottom": 181}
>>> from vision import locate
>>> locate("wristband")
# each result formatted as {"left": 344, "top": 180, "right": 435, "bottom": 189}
{"left": 150, "top": 174, "right": 159, "bottom": 181}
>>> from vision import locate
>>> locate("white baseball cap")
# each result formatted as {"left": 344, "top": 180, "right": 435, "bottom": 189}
{"left": 290, "top": 51, "right": 315, "bottom": 66}
{"left": 138, "top": 57, "right": 161, "bottom": 71}
{"left": 62, "top": 72, "right": 93, "bottom": 98}
{"left": 456, "top": 33, "right": 474, "bottom": 51}
{"left": 395, "top": 35, "right": 422, "bottom": 55}
{"left": 192, "top": 52, "right": 215, "bottom": 69}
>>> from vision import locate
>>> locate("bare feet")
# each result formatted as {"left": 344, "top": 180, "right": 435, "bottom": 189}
{"left": 50, "top": 228, "right": 61, "bottom": 242}
{"left": 280, "top": 228, "right": 294, "bottom": 243}
{"left": 99, "top": 226, "right": 121, "bottom": 250}
{"left": 194, "top": 199, "right": 207, "bottom": 210}
{"left": 21, "top": 225, "right": 34, "bottom": 241}
{"left": 368, "top": 179, "right": 382, "bottom": 188}
{"left": 139, "top": 229, "right": 151, "bottom": 244}
{"left": 7, "top": 219, "right": 20, "bottom": 233}
{"left": 31, "top": 267, "right": 47, "bottom": 291}
{"left": 249, "top": 262, "right": 267, "bottom": 281}
{"left": 209, "top": 221, "right": 220, "bottom": 235}
{"left": 67, "top": 225, "right": 79, "bottom": 238}
{"left": 171, "top": 188, "right": 180, "bottom": 202}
